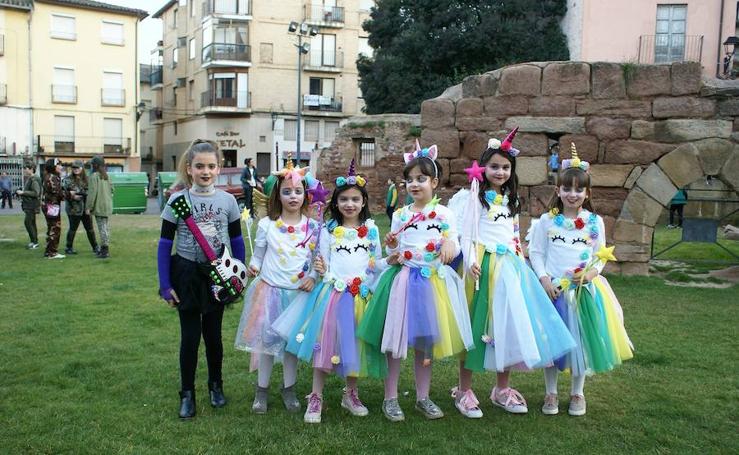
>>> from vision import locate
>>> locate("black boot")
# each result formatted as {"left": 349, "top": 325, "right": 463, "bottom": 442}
{"left": 209, "top": 381, "right": 227, "bottom": 408}
{"left": 179, "top": 390, "right": 196, "bottom": 419}
{"left": 96, "top": 245, "right": 109, "bottom": 258}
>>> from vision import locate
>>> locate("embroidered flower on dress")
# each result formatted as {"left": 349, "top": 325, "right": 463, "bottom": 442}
{"left": 554, "top": 214, "right": 565, "bottom": 226}
{"left": 580, "top": 251, "right": 590, "bottom": 260}
{"left": 484, "top": 190, "right": 497, "bottom": 204}
{"left": 313, "top": 343, "right": 321, "bottom": 352}
{"left": 360, "top": 284, "right": 369, "bottom": 298}
{"left": 334, "top": 280, "right": 347, "bottom": 292}
{"left": 367, "top": 227, "right": 378, "bottom": 240}
{"left": 420, "top": 267, "right": 432, "bottom": 278}
{"left": 496, "top": 244, "right": 507, "bottom": 255}
{"left": 334, "top": 226, "right": 345, "bottom": 238}
{"left": 424, "top": 252, "right": 435, "bottom": 262}
{"left": 296, "top": 333, "right": 305, "bottom": 343}
{"left": 574, "top": 218, "right": 585, "bottom": 229}
{"left": 331, "top": 355, "right": 341, "bottom": 365}
{"left": 357, "top": 225, "right": 368, "bottom": 238}
{"left": 403, "top": 251, "right": 413, "bottom": 260}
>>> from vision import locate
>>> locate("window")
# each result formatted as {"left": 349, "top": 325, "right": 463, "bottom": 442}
{"left": 179, "top": 0, "right": 187, "bottom": 5}
{"left": 324, "top": 121, "right": 339, "bottom": 141}
{"left": 309, "top": 77, "right": 335, "bottom": 97}
{"left": 51, "top": 14, "right": 76, "bottom": 40}
{"left": 172, "top": 9, "right": 177, "bottom": 29}
{"left": 309, "top": 33, "right": 336, "bottom": 66}
{"left": 206, "top": 72, "right": 248, "bottom": 107}
{"left": 284, "top": 120, "right": 297, "bottom": 141}
{"left": 259, "top": 135, "right": 266, "bottom": 142}
{"left": 101, "top": 21, "right": 124, "bottom": 45}
{"left": 190, "top": 0, "right": 196, "bottom": 17}
{"left": 102, "top": 71, "right": 124, "bottom": 106}
{"left": 655, "top": 5, "right": 687, "bottom": 63}
{"left": 189, "top": 80, "right": 194, "bottom": 100}
{"left": 257, "top": 152, "right": 271, "bottom": 176}
{"left": 222, "top": 150, "right": 237, "bottom": 168}
{"left": 189, "top": 38, "right": 196, "bottom": 59}
{"left": 103, "top": 118, "right": 123, "bottom": 153}
{"left": 171, "top": 87, "right": 177, "bottom": 106}
{"left": 172, "top": 48, "right": 178, "bottom": 68}
{"left": 54, "top": 115, "right": 75, "bottom": 153}
{"left": 52, "top": 67, "right": 76, "bottom": 103}
{"left": 357, "top": 139, "right": 375, "bottom": 167}
{"left": 177, "top": 36, "right": 187, "bottom": 48}
{"left": 304, "top": 120, "right": 319, "bottom": 142}
{"left": 358, "top": 37, "right": 372, "bottom": 58}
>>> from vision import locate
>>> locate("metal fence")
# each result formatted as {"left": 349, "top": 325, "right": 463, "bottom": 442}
{"left": 638, "top": 34, "right": 703, "bottom": 64}
{"left": 36, "top": 135, "right": 132, "bottom": 155}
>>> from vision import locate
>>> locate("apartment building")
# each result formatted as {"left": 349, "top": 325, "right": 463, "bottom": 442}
{"left": 561, "top": 0, "right": 737, "bottom": 77}
{"left": 0, "top": 0, "right": 32, "bottom": 156}
{"left": 151, "top": 0, "right": 374, "bottom": 176}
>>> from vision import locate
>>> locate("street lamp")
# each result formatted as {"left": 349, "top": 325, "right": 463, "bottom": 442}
{"left": 722, "top": 36, "right": 739, "bottom": 78}
{"left": 287, "top": 21, "right": 318, "bottom": 165}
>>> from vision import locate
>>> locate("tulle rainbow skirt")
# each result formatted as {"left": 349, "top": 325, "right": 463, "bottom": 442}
{"left": 464, "top": 245, "right": 577, "bottom": 373}
{"left": 234, "top": 277, "right": 301, "bottom": 370}
{"left": 272, "top": 280, "right": 387, "bottom": 378}
{"left": 552, "top": 275, "right": 633, "bottom": 375}
{"left": 356, "top": 264, "right": 474, "bottom": 369}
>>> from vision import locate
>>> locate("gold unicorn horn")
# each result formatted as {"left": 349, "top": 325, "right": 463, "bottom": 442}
{"left": 286, "top": 151, "right": 294, "bottom": 170}
{"left": 570, "top": 142, "right": 579, "bottom": 160}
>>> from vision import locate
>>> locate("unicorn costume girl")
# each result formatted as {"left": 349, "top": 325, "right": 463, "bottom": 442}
{"left": 528, "top": 146, "right": 633, "bottom": 376}
{"left": 273, "top": 162, "right": 389, "bottom": 378}
{"left": 449, "top": 129, "right": 576, "bottom": 373}
{"left": 357, "top": 144, "right": 474, "bottom": 369}
{"left": 234, "top": 160, "right": 319, "bottom": 368}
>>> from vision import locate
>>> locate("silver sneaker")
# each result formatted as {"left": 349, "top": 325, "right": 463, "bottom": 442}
{"left": 568, "top": 394, "right": 586, "bottom": 416}
{"left": 252, "top": 385, "right": 269, "bottom": 414}
{"left": 281, "top": 384, "right": 301, "bottom": 413}
{"left": 415, "top": 397, "right": 444, "bottom": 420}
{"left": 382, "top": 398, "right": 405, "bottom": 422}
{"left": 542, "top": 393, "right": 559, "bottom": 415}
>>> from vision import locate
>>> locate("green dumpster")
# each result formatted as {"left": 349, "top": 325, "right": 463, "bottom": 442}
{"left": 157, "top": 172, "right": 179, "bottom": 212}
{"left": 110, "top": 172, "right": 149, "bottom": 214}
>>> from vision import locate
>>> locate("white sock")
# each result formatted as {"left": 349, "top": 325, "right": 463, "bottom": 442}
{"left": 544, "top": 366, "right": 559, "bottom": 395}
{"left": 283, "top": 352, "right": 298, "bottom": 388}
{"left": 571, "top": 374, "right": 586, "bottom": 397}
{"left": 257, "top": 353, "right": 274, "bottom": 388}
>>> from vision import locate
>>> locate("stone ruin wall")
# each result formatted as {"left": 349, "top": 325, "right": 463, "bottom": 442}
{"left": 318, "top": 61, "right": 739, "bottom": 275}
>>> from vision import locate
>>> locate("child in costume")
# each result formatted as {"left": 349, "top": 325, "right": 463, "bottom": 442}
{"left": 448, "top": 129, "right": 575, "bottom": 418}
{"left": 157, "top": 139, "right": 246, "bottom": 419}
{"left": 234, "top": 157, "right": 318, "bottom": 414}
{"left": 357, "top": 142, "right": 474, "bottom": 422}
{"left": 529, "top": 144, "right": 633, "bottom": 416}
{"left": 274, "top": 160, "right": 393, "bottom": 423}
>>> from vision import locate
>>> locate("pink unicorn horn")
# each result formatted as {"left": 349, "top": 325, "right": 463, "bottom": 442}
{"left": 500, "top": 127, "right": 519, "bottom": 152}
{"left": 414, "top": 139, "right": 422, "bottom": 151}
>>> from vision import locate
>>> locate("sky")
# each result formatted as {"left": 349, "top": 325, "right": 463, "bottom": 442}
{"left": 102, "top": 0, "right": 166, "bottom": 64}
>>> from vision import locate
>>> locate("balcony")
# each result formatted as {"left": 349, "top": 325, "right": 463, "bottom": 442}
{"left": 36, "top": 135, "right": 132, "bottom": 156}
{"left": 149, "top": 108, "right": 163, "bottom": 122}
{"left": 0, "top": 83, "right": 6, "bottom": 105}
{"left": 304, "top": 50, "right": 343, "bottom": 72}
{"left": 202, "top": 43, "right": 251, "bottom": 68}
{"left": 202, "top": 0, "right": 252, "bottom": 20}
{"left": 101, "top": 88, "right": 126, "bottom": 107}
{"left": 51, "top": 85, "right": 77, "bottom": 104}
{"left": 304, "top": 4, "right": 344, "bottom": 27}
{"left": 150, "top": 67, "right": 163, "bottom": 89}
{"left": 638, "top": 34, "right": 703, "bottom": 64}
{"left": 0, "top": 34, "right": 4, "bottom": 56}
{"left": 303, "top": 94, "right": 342, "bottom": 114}
{"left": 200, "top": 89, "right": 251, "bottom": 114}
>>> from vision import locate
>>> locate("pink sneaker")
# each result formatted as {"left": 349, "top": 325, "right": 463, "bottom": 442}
{"left": 451, "top": 387, "right": 483, "bottom": 418}
{"left": 303, "top": 393, "right": 322, "bottom": 423}
{"left": 341, "top": 387, "right": 368, "bottom": 416}
{"left": 491, "top": 386, "right": 528, "bottom": 414}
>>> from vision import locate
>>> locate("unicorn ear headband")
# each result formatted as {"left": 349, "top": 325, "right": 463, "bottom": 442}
{"left": 335, "top": 158, "right": 366, "bottom": 187}
{"left": 272, "top": 151, "right": 309, "bottom": 186}
{"left": 560, "top": 143, "right": 590, "bottom": 172}
{"left": 404, "top": 140, "right": 439, "bottom": 177}
{"left": 486, "top": 127, "right": 520, "bottom": 157}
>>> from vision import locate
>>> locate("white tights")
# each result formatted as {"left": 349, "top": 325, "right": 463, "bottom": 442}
{"left": 544, "top": 366, "right": 586, "bottom": 396}
{"left": 256, "top": 352, "right": 298, "bottom": 389}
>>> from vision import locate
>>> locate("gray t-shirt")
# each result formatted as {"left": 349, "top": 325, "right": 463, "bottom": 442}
{"left": 162, "top": 188, "right": 240, "bottom": 263}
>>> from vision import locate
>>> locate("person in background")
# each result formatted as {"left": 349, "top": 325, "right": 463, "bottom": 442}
{"left": 86, "top": 156, "right": 114, "bottom": 258}
{"left": 667, "top": 188, "right": 688, "bottom": 229}
{"left": 241, "top": 158, "right": 257, "bottom": 217}
{"left": 42, "top": 158, "right": 65, "bottom": 259}
{"left": 16, "top": 163, "right": 42, "bottom": 249}
{"left": 0, "top": 171, "right": 13, "bottom": 209}
{"left": 385, "top": 178, "right": 397, "bottom": 220}
{"left": 548, "top": 144, "right": 560, "bottom": 185}
{"left": 62, "top": 160, "right": 98, "bottom": 255}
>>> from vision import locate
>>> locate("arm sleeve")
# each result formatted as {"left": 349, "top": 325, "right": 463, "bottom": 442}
{"left": 249, "top": 217, "right": 269, "bottom": 270}
{"left": 317, "top": 227, "right": 331, "bottom": 276}
{"left": 385, "top": 210, "right": 401, "bottom": 255}
{"left": 157, "top": 220, "right": 177, "bottom": 294}
{"left": 593, "top": 215, "right": 607, "bottom": 274}
{"left": 85, "top": 176, "right": 97, "bottom": 211}
{"left": 373, "top": 226, "right": 389, "bottom": 272}
{"left": 228, "top": 220, "right": 246, "bottom": 263}
{"left": 528, "top": 216, "right": 549, "bottom": 279}
{"left": 443, "top": 205, "right": 461, "bottom": 258}
{"left": 240, "top": 168, "right": 248, "bottom": 186}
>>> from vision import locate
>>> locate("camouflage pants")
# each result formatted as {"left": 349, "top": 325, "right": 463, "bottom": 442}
{"left": 95, "top": 216, "right": 110, "bottom": 246}
{"left": 45, "top": 216, "right": 61, "bottom": 256}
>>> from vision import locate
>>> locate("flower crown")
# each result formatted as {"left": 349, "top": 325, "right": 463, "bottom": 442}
{"left": 561, "top": 143, "right": 590, "bottom": 172}
{"left": 487, "top": 127, "right": 520, "bottom": 157}
{"left": 335, "top": 158, "right": 366, "bottom": 187}
{"left": 272, "top": 151, "right": 308, "bottom": 186}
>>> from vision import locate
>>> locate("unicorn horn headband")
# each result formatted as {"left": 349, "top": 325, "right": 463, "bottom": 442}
{"left": 404, "top": 140, "right": 439, "bottom": 177}
{"left": 561, "top": 142, "right": 590, "bottom": 172}
{"left": 273, "top": 151, "right": 309, "bottom": 186}
{"left": 486, "top": 127, "right": 520, "bottom": 157}
{"left": 335, "top": 158, "right": 366, "bottom": 187}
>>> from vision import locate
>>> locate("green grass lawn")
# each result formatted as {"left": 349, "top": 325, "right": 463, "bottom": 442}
{"left": 651, "top": 224, "right": 739, "bottom": 265}
{"left": 0, "top": 213, "right": 737, "bottom": 454}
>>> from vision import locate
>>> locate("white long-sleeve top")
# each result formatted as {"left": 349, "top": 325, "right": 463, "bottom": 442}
{"left": 318, "top": 219, "right": 388, "bottom": 290}
{"left": 387, "top": 202, "right": 460, "bottom": 270}
{"left": 249, "top": 215, "right": 318, "bottom": 289}
{"left": 528, "top": 209, "right": 606, "bottom": 280}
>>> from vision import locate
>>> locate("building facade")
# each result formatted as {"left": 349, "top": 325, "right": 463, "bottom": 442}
{"left": 0, "top": 0, "right": 146, "bottom": 172}
{"left": 561, "top": 0, "right": 737, "bottom": 78}
{"left": 0, "top": 0, "right": 32, "bottom": 156}
{"left": 151, "top": 0, "right": 374, "bottom": 176}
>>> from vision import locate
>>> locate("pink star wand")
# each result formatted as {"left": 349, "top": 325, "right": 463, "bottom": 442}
{"left": 464, "top": 160, "right": 485, "bottom": 290}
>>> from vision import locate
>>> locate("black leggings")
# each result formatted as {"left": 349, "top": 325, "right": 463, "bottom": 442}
{"left": 66, "top": 214, "right": 98, "bottom": 250}
{"left": 178, "top": 307, "right": 224, "bottom": 391}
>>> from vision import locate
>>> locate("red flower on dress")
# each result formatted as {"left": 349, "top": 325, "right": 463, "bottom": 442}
{"left": 352, "top": 277, "right": 362, "bottom": 286}
{"left": 298, "top": 271, "right": 305, "bottom": 279}
{"left": 287, "top": 225, "right": 295, "bottom": 233}
{"left": 428, "top": 211, "right": 436, "bottom": 219}
{"left": 574, "top": 267, "right": 582, "bottom": 274}
{"left": 403, "top": 251, "right": 413, "bottom": 260}
{"left": 425, "top": 242, "right": 436, "bottom": 252}
{"left": 357, "top": 225, "right": 368, "bottom": 238}
{"left": 349, "top": 284, "right": 360, "bottom": 296}
{"left": 574, "top": 218, "right": 585, "bottom": 230}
